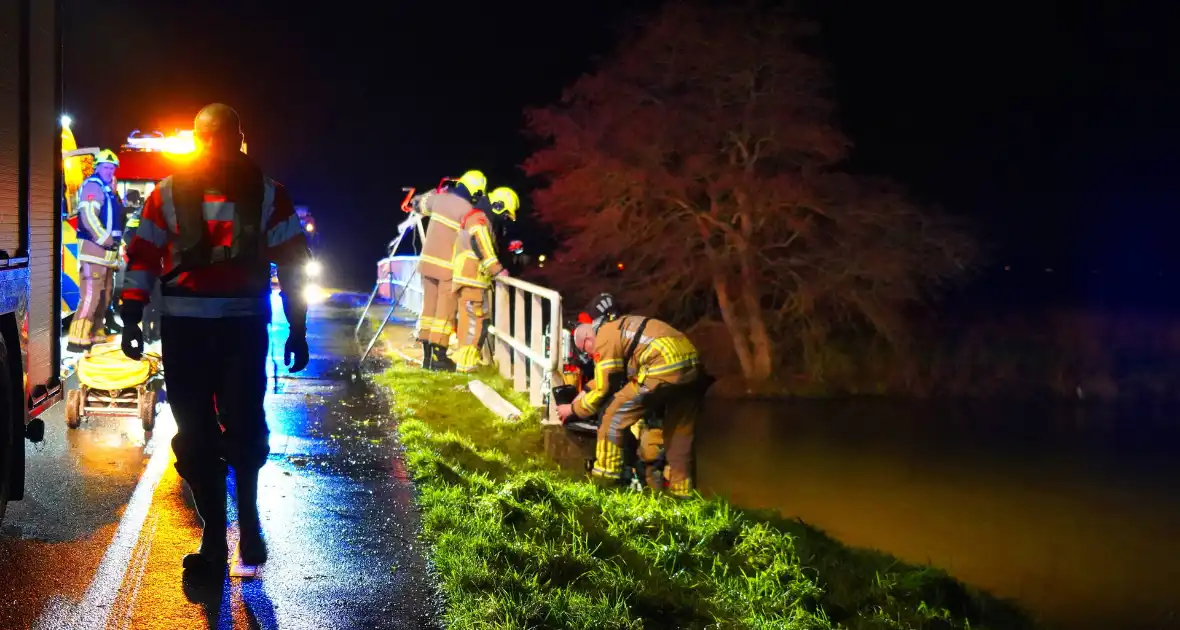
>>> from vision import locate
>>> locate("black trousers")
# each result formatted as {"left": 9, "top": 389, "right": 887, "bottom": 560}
{"left": 161, "top": 315, "right": 271, "bottom": 485}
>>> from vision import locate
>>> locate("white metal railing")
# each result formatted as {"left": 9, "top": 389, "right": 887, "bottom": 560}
{"left": 376, "top": 255, "right": 423, "bottom": 316}
{"left": 488, "top": 276, "right": 564, "bottom": 421}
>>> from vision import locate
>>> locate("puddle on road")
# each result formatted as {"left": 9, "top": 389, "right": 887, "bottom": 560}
{"left": 0, "top": 523, "right": 119, "bottom": 629}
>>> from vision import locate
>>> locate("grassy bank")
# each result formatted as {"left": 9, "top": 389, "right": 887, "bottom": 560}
{"left": 375, "top": 362, "right": 1037, "bottom": 629}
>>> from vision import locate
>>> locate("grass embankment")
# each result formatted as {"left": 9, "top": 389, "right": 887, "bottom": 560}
{"left": 376, "top": 362, "right": 1037, "bottom": 629}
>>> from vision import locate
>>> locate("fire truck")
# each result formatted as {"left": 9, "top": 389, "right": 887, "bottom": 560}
{"left": 2, "top": 0, "right": 63, "bottom": 523}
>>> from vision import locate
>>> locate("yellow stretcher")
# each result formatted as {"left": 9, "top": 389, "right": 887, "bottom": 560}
{"left": 66, "top": 343, "right": 164, "bottom": 432}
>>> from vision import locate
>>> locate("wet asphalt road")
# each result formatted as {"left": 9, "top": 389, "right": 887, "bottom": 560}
{"left": 0, "top": 293, "right": 442, "bottom": 629}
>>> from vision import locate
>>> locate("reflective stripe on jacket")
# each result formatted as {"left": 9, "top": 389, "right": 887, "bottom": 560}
{"left": 451, "top": 210, "right": 503, "bottom": 288}
{"left": 418, "top": 190, "right": 470, "bottom": 280}
{"left": 123, "top": 159, "right": 309, "bottom": 318}
{"left": 76, "top": 176, "right": 124, "bottom": 267}
{"left": 572, "top": 316, "right": 701, "bottom": 418}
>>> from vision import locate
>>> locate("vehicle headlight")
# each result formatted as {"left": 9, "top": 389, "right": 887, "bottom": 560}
{"left": 302, "top": 283, "right": 327, "bottom": 304}
{"left": 305, "top": 260, "right": 322, "bottom": 278}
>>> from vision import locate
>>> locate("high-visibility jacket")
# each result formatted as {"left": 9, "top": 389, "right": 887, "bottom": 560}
{"left": 122, "top": 154, "right": 309, "bottom": 318}
{"left": 451, "top": 209, "right": 503, "bottom": 289}
{"left": 572, "top": 316, "right": 701, "bottom": 418}
{"left": 418, "top": 190, "right": 471, "bottom": 281}
{"left": 76, "top": 175, "right": 125, "bottom": 267}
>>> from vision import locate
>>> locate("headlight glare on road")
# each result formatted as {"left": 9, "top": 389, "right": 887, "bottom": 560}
{"left": 306, "top": 260, "right": 323, "bottom": 279}
{"left": 303, "top": 283, "right": 328, "bottom": 304}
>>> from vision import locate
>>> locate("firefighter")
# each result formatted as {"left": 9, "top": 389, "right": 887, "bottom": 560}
{"left": 66, "top": 149, "right": 124, "bottom": 353}
{"left": 121, "top": 103, "right": 311, "bottom": 575}
{"left": 410, "top": 170, "right": 486, "bottom": 371}
{"left": 451, "top": 186, "right": 519, "bottom": 372}
{"left": 556, "top": 307, "right": 711, "bottom": 497}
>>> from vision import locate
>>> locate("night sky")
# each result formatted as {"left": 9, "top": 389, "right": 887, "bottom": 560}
{"left": 65, "top": 0, "right": 1180, "bottom": 293}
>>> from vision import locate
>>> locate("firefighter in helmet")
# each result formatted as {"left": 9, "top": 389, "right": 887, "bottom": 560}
{"left": 66, "top": 149, "right": 124, "bottom": 353}
{"left": 451, "top": 186, "right": 519, "bottom": 372}
{"left": 410, "top": 170, "right": 486, "bottom": 371}
{"left": 557, "top": 300, "right": 712, "bottom": 497}
{"left": 121, "top": 103, "right": 311, "bottom": 576}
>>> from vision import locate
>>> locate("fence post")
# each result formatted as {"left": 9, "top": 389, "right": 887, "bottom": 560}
{"left": 495, "top": 283, "right": 511, "bottom": 380}
{"left": 529, "top": 294, "right": 544, "bottom": 407}
{"left": 547, "top": 296, "right": 563, "bottom": 424}
{"left": 512, "top": 287, "right": 527, "bottom": 392}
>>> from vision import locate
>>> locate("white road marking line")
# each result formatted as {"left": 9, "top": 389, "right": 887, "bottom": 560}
{"left": 33, "top": 406, "right": 177, "bottom": 630}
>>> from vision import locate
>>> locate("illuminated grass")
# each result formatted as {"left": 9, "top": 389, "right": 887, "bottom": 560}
{"left": 376, "top": 362, "right": 1038, "bottom": 629}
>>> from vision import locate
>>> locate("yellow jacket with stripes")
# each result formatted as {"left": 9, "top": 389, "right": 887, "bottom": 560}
{"left": 572, "top": 315, "right": 701, "bottom": 418}
{"left": 452, "top": 210, "right": 503, "bottom": 289}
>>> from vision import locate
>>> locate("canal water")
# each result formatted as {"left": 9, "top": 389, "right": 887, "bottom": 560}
{"left": 546, "top": 398, "right": 1180, "bottom": 629}
{"left": 693, "top": 398, "right": 1180, "bottom": 630}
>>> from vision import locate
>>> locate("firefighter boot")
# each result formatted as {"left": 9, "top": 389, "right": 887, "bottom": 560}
{"left": 182, "top": 476, "right": 229, "bottom": 575}
{"left": 235, "top": 468, "right": 268, "bottom": 566}
{"left": 430, "top": 344, "right": 457, "bottom": 372}
{"left": 420, "top": 341, "right": 433, "bottom": 370}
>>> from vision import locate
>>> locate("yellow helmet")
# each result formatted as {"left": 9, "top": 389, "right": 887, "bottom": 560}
{"left": 488, "top": 187, "right": 519, "bottom": 221}
{"left": 456, "top": 170, "right": 487, "bottom": 200}
{"left": 94, "top": 149, "right": 119, "bottom": 167}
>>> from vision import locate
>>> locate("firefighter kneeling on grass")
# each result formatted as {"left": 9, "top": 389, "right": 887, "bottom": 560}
{"left": 451, "top": 186, "right": 519, "bottom": 372}
{"left": 556, "top": 299, "right": 712, "bottom": 497}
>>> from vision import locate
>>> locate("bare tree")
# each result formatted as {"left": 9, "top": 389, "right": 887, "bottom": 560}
{"left": 524, "top": 2, "right": 975, "bottom": 383}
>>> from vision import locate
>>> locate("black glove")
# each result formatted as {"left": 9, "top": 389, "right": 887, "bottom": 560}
{"left": 121, "top": 300, "right": 145, "bottom": 360}
{"left": 285, "top": 329, "right": 309, "bottom": 373}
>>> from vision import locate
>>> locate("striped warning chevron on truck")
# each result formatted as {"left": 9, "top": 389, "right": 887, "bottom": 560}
{"left": 61, "top": 215, "right": 80, "bottom": 317}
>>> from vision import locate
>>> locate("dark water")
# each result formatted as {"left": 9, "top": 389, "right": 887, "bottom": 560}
{"left": 691, "top": 399, "right": 1180, "bottom": 630}
{"left": 544, "top": 399, "right": 1180, "bottom": 628}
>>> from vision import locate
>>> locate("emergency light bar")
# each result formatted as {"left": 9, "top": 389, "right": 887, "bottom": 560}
{"left": 125, "top": 129, "right": 197, "bottom": 155}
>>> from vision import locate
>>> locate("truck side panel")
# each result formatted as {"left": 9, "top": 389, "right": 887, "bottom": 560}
{"left": 0, "top": 3, "right": 21, "bottom": 257}
{"left": 27, "top": 0, "right": 60, "bottom": 402}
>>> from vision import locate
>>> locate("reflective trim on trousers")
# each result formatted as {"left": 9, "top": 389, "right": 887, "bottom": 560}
{"left": 78, "top": 253, "right": 120, "bottom": 267}
{"left": 593, "top": 439, "right": 625, "bottom": 477}
{"left": 160, "top": 295, "right": 270, "bottom": 318}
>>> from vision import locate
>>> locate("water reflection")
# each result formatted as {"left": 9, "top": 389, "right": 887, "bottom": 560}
{"left": 694, "top": 399, "right": 1180, "bottom": 629}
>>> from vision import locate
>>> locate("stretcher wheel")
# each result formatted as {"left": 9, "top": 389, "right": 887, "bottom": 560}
{"left": 139, "top": 389, "right": 157, "bottom": 432}
{"left": 65, "top": 388, "right": 83, "bottom": 429}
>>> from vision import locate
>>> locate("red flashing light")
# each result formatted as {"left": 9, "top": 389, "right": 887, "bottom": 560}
{"left": 616, "top": 262, "right": 625, "bottom": 270}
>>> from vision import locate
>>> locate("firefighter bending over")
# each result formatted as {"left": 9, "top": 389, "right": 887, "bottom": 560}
{"left": 451, "top": 186, "right": 518, "bottom": 372}
{"left": 557, "top": 304, "right": 711, "bottom": 497}
{"left": 411, "top": 171, "right": 486, "bottom": 371}
{"left": 66, "top": 149, "right": 124, "bottom": 353}
{"left": 121, "top": 103, "right": 311, "bottom": 576}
